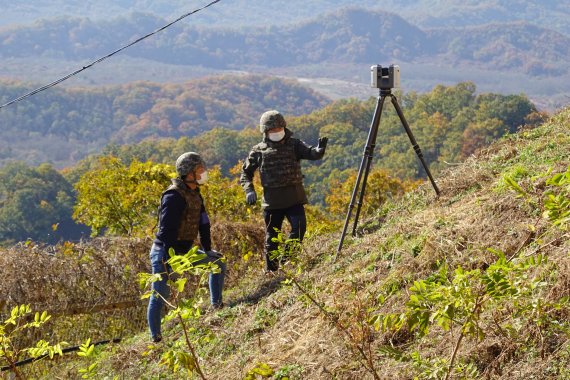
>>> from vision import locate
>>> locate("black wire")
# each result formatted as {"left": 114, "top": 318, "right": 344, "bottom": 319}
{"left": 0, "top": 0, "right": 222, "bottom": 111}
{"left": 0, "top": 338, "right": 122, "bottom": 371}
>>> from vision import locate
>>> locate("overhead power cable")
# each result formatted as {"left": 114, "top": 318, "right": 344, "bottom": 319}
{"left": 0, "top": 0, "right": 222, "bottom": 111}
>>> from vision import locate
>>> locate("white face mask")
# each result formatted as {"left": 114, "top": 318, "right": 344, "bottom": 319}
{"left": 196, "top": 170, "right": 208, "bottom": 185}
{"left": 268, "top": 130, "right": 285, "bottom": 142}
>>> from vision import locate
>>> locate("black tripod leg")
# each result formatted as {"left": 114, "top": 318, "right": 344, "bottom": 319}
{"left": 336, "top": 93, "right": 386, "bottom": 257}
{"left": 390, "top": 95, "right": 440, "bottom": 195}
{"left": 351, "top": 95, "right": 386, "bottom": 235}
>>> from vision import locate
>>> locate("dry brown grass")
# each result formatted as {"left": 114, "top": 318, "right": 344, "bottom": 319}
{"left": 189, "top": 110, "right": 570, "bottom": 379}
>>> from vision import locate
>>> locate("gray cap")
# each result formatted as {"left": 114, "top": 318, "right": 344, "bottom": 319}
{"left": 259, "top": 110, "right": 286, "bottom": 133}
{"left": 175, "top": 152, "right": 205, "bottom": 178}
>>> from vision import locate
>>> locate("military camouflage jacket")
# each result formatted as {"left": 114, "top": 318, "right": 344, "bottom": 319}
{"left": 240, "top": 129, "right": 325, "bottom": 208}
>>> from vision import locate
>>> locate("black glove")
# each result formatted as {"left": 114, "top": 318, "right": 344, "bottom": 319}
{"left": 245, "top": 189, "right": 257, "bottom": 205}
{"left": 316, "top": 136, "right": 328, "bottom": 154}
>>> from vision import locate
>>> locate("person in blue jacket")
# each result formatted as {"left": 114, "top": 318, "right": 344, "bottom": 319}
{"left": 147, "top": 152, "right": 226, "bottom": 343}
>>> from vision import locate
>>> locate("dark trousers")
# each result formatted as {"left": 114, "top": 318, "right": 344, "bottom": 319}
{"left": 263, "top": 204, "right": 307, "bottom": 271}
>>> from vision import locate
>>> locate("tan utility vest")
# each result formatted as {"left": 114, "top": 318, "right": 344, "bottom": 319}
{"left": 164, "top": 179, "right": 203, "bottom": 242}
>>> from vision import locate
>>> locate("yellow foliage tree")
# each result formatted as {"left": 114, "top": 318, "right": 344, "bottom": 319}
{"left": 326, "top": 168, "right": 420, "bottom": 219}
{"left": 199, "top": 164, "right": 262, "bottom": 222}
{"left": 73, "top": 156, "right": 174, "bottom": 237}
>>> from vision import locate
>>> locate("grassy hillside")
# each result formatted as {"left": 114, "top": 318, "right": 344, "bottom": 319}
{"left": 16, "top": 109, "right": 568, "bottom": 378}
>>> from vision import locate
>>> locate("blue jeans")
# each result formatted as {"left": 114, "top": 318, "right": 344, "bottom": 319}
{"left": 263, "top": 204, "right": 307, "bottom": 271}
{"left": 146, "top": 243, "right": 226, "bottom": 340}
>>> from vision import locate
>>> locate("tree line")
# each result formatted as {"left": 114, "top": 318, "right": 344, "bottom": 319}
{"left": 0, "top": 82, "right": 543, "bottom": 245}
{"left": 0, "top": 75, "right": 329, "bottom": 167}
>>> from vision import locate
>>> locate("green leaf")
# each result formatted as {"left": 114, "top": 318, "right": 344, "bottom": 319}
{"left": 249, "top": 362, "right": 274, "bottom": 377}
{"left": 175, "top": 278, "right": 187, "bottom": 293}
{"left": 503, "top": 175, "right": 528, "bottom": 197}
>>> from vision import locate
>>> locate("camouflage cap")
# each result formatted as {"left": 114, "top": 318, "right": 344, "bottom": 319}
{"left": 175, "top": 152, "right": 206, "bottom": 178}
{"left": 259, "top": 110, "right": 287, "bottom": 133}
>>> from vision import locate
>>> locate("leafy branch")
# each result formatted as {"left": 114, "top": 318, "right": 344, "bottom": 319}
{"left": 138, "top": 247, "right": 222, "bottom": 379}
{"left": 0, "top": 305, "right": 67, "bottom": 379}
{"left": 543, "top": 166, "right": 570, "bottom": 230}
{"left": 373, "top": 250, "right": 565, "bottom": 379}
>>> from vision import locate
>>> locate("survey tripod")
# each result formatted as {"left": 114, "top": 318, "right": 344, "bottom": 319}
{"left": 335, "top": 86, "right": 441, "bottom": 258}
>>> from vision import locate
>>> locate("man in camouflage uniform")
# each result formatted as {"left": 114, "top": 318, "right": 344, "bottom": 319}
{"left": 240, "top": 110, "right": 328, "bottom": 272}
{"left": 147, "top": 152, "right": 226, "bottom": 343}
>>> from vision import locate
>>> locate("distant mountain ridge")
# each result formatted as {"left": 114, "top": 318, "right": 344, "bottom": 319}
{"left": 1, "top": 0, "right": 569, "bottom": 36}
{"left": 427, "top": 22, "right": 570, "bottom": 76}
{"left": 1, "top": 9, "right": 567, "bottom": 77}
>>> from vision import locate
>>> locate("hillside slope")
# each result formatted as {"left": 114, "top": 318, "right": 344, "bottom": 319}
{"left": 196, "top": 110, "right": 570, "bottom": 379}
{"left": 27, "top": 107, "right": 570, "bottom": 379}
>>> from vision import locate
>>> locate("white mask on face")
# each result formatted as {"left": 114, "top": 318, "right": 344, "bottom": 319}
{"left": 196, "top": 170, "right": 208, "bottom": 185}
{"left": 268, "top": 130, "right": 285, "bottom": 142}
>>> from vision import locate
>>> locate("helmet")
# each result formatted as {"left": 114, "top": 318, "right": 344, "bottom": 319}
{"left": 259, "top": 110, "right": 286, "bottom": 133}
{"left": 175, "top": 152, "right": 205, "bottom": 178}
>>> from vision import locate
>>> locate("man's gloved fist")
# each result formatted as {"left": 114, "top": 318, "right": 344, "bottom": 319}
{"left": 245, "top": 189, "right": 257, "bottom": 205}
{"left": 206, "top": 250, "right": 223, "bottom": 259}
{"left": 316, "top": 136, "right": 328, "bottom": 154}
